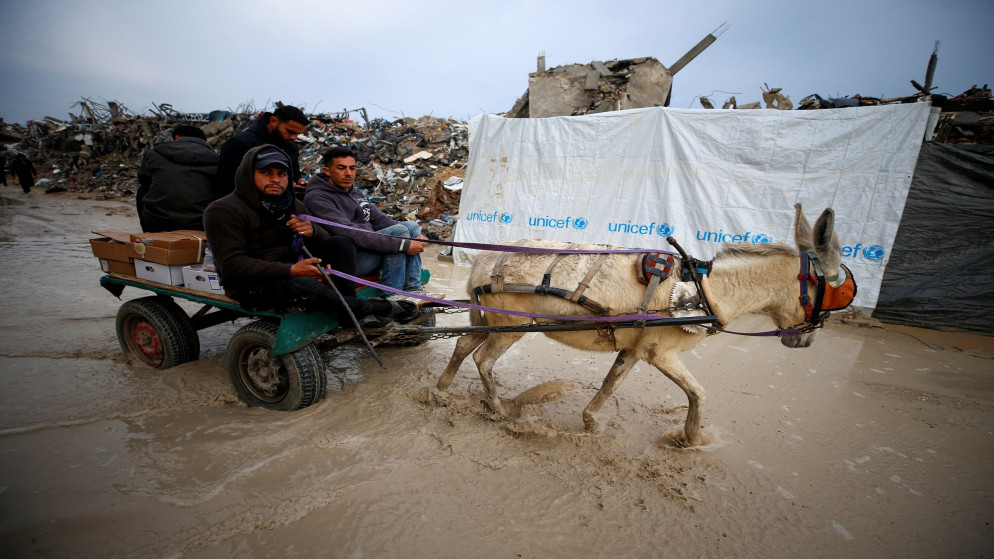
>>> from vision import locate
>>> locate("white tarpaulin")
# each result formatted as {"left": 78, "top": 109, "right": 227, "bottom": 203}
{"left": 454, "top": 103, "right": 932, "bottom": 309}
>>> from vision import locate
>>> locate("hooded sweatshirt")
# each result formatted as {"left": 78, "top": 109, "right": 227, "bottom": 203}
{"left": 203, "top": 145, "right": 328, "bottom": 296}
{"left": 303, "top": 172, "right": 409, "bottom": 253}
{"left": 137, "top": 137, "right": 219, "bottom": 232}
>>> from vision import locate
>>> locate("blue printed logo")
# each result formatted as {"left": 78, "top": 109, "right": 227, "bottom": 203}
{"left": 608, "top": 220, "right": 670, "bottom": 236}
{"left": 467, "top": 210, "right": 511, "bottom": 225}
{"left": 528, "top": 215, "right": 585, "bottom": 230}
{"left": 862, "top": 245, "right": 885, "bottom": 261}
{"left": 841, "top": 243, "right": 886, "bottom": 261}
{"left": 696, "top": 230, "right": 773, "bottom": 244}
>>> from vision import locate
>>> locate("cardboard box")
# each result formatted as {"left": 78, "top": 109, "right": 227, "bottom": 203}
{"left": 129, "top": 230, "right": 206, "bottom": 265}
{"left": 182, "top": 265, "right": 225, "bottom": 296}
{"left": 90, "top": 232, "right": 136, "bottom": 276}
{"left": 99, "top": 258, "right": 136, "bottom": 276}
{"left": 135, "top": 261, "right": 186, "bottom": 286}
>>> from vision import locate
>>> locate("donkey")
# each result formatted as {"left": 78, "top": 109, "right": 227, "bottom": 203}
{"left": 436, "top": 205, "right": 851, "bottom": 447}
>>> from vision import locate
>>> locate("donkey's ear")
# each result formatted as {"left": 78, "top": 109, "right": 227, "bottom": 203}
{"left": 812, "top": 208, "right": 842, "bottom": 271}
{"left": 794, "top": 203, "right": 814, "bottom": 253}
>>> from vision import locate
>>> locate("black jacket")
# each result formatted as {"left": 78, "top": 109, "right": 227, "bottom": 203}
{"left": 216, "top": 113, "right": 302, "bottom": 192}
{"left": 136, "top": 137, "right": 219, "bottom": 232}
{"left": 203, "top": 145, "right": 328, "bottom": 297}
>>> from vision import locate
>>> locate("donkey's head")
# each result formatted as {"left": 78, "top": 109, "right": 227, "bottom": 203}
{"left": 779, "top": 204, "right": 851, "bottom": 348}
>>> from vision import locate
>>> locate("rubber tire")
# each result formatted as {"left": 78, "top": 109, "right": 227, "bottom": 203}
{"left": 115, "top": 296, "right": 200, "bottom": 369}
{"left": 226, "top": 320, "right": 326, "bottom": 411}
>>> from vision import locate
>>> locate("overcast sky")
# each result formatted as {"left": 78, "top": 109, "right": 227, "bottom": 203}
{"left": 0, "top": 0, "right": 991, "bottom": 125}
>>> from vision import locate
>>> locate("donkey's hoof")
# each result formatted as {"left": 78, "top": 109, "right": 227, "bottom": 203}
{"left": 582, "top": 413, "right": 603, "bottom": 434}
{"left": 420, "top": 387, "right": 450, "bottom": 407}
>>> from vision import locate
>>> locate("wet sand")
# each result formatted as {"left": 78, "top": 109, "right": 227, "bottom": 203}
{"left": 1, "top": 190, "right": 992, "bottom": 558}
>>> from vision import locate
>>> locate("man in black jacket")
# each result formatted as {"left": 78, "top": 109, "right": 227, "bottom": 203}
{"left": 203, "top": 146, "right": 415, "bottom": 327}
{"left": 136, "top": 124, "right": 220, "bottom": 232}
{"left": 217, "top": 105, "right": 309, "bottom": 195}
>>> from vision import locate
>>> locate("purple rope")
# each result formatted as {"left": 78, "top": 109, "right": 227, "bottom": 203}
{"left": 297, "top": 214, "right": 679, "bottom": 256}
{"left": 330, "top": 268, "right": 668, "bottom": 323}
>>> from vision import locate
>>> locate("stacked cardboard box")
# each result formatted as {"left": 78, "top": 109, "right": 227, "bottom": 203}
{"left": 90, "top": 230, "right": 206, "bottom": 286}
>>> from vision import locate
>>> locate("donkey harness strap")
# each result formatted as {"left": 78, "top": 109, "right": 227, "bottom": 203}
{"left": 474, "top": 250, "right": 610, "bottom": 315}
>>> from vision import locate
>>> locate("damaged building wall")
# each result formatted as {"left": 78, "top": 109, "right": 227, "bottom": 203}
{"left": 507, "top": 57, "right": 674, "bottom": 118}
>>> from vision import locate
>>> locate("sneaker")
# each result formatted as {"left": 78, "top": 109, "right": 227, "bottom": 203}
{"left": 372, "top": 297, "right": 418, "bottom": 321}
{"left": 388, "top": 299, "right": 420, "bottom": 322}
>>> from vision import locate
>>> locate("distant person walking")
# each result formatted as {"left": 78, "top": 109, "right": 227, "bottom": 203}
{"left": 0, "top": 153, "right": 7, "bottom": 187}
{"left": 10, "top": 153, "right": 37, "bottom": 194}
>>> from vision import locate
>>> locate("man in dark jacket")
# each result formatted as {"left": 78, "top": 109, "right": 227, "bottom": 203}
{"left": 136, "top": 124, "right": 220, "bottom": 232}
{"left": 203, "top": 145, "right": 415, "bottom": 327}
{"left": 9, "top": 153, "right": 37, "bottom": 194}
{"left": 303, "top": 146, "right": 427, "bottom": 294}
{"left": 216, "top": 105, "right": 309, "bottom": 195}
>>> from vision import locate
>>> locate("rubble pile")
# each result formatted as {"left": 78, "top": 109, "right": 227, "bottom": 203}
{"left": 0, "top": 100, "right": 468, "bottom": 239}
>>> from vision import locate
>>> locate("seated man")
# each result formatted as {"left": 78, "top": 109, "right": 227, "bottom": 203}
{"left": 303, "top": 146, "right": 427, "bottom": 296}
{"left": 203, "top": 146, "right": 415, "bottom": 328}
{"left": 136, "top": 124, "right": 220, "bottom": 232}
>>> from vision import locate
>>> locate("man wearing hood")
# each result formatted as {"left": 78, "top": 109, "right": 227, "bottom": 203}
{"left": 303, "top": 146, "right": 427, "bottom": 295}
{"left": 217, "top": 105, "right": 309, "bottom": 195}
{"left": 136, "top": 124, "right": 220, "bottom": 232}
{"left": 203, "top": 146, "right": 416, "bottom": 327}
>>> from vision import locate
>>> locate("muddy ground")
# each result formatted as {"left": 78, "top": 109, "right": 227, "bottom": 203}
{"left": 0, "top": 189, "right": 992, "bottom": 558}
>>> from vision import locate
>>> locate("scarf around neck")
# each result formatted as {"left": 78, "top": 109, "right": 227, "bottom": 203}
{"left": 259, "top": 188, "right": 295, "bottom": 224}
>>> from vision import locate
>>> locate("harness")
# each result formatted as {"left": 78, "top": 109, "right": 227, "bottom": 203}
{"left": 472, "top": 245, "right": 611, "bottom": 315}
{"left": 472, "top": 239, "right": 722, "bottom": 335}
{"left": 793, "top": 252, "right": 858, "bottom": 333}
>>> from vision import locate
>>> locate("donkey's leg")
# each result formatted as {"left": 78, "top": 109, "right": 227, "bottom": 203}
{"left": 582, "top": 349, "right": 638, "bottom": 433}
{"left": 645, "top": 350, "right": 707, "bottom": 446}
{"left": 472, "top": 332, "right": 525, "bottom": 418}
{"left": 437, "top": 332, "right": 488, "bottom": 391}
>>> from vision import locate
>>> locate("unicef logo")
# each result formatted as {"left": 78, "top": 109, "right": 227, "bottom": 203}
{"left": 655, "top": 223, "right": 674, "bottom": 237}
{"left": 572, "top": 217, "right": 588, "bottom": 230}
{"left": 752, "top": 234, "right": 773, "bottom": 243}
{"left": 862, "top": 245, "right": 885, "bottom": 262}
{"left": 500, "top": 212, "right": 513, "bottom": 224}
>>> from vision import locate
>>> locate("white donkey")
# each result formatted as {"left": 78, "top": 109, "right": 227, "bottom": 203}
{"left": 436, "top": 205, "right": 853, "bottom": 447}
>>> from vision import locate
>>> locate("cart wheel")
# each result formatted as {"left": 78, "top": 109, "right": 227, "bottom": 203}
{"left": 115, "top": 296, "right": 200, "bottom": 369}
{"left": 226, "top": 320, "right": 326, "bottom": 411}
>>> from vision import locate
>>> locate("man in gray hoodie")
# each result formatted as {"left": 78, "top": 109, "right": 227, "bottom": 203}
{"left": 303, "top": 146, "right": 427, "bottom": 294}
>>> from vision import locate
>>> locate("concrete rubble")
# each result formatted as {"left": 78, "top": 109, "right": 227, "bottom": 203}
{"left": 0, "top": 101, "right": 468, "bottom": 240}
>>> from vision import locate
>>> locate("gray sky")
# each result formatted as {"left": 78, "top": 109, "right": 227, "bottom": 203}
{"left": 1, "top": 0, "right": 991, "bottom": 125}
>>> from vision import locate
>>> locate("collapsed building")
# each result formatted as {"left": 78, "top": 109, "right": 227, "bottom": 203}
{"left": 507, "top": 25, "right": 727, "bottom": 118}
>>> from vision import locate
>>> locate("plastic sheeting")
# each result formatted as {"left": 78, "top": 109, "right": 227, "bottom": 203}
{"left": 873, "top": 143, "right": 994, "bottom": 334}
{"left": 456, "top": 104, "right": 932, "bottom": 309}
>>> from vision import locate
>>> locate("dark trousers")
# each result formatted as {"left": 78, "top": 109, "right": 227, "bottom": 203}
{"left": 235, "top": 236, "right": 372, "bottom": 320}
